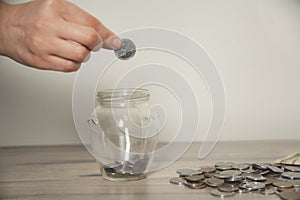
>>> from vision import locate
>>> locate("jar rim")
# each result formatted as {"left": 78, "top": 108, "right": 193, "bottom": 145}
{"left": 97, "top": 88, "right": 149, "bottom": 102}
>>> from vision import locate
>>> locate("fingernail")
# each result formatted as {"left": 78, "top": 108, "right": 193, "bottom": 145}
{"left": 92, "top": 43, "right": 103, "bottom": 52}
{"left": 112, "top": 38, "right": 122, "bottom": 50}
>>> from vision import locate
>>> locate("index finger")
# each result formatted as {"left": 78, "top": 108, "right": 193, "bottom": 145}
{"left": 61, "top": 1, "right": 121, "bottom": 50}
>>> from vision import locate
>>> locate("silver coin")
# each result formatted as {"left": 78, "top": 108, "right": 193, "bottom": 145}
{"left": 215, "top": 162, "right": 234, "bottom": 170}
{"left": 232, "top": 163, "right": 250, "bottom": 170}
{"left": 104, "top": 162, "right": 123, "bottom": 169}
{"left": 129, "top": 154, "right": 141, "bottom": 163}
{"left": 215, "top": 162, "right": 235, "bottom": 167}
{"left": 169, "top": 177, "right": 187, "bottom": 185}
{"left": 217, "top": 184, "right": 239, "bottom": 192}
{"left": 132, "top": 159, "right": 148, "bottom": 173}
{"left": 176, "top": 168, "right": 200, "bottom": 177}
{"left": 285, "top": 166, "right": 300, "bottom": 172}
{"left": 203, "top": 172, "right": 215, "bottom": 178}
{"left": 260, "top": 187, "right": 277, "bottom": 195}
{"left": 214, "top": 170, "right": 241, "bottom": 179}
{"left": 205, "top": 177, "right": 225, "bottom": 187}
{"left": 253, "top": 163, "right": 270, "bottom": 170}
{"left": 268, "top": 165, "right": 284, "bottom": 173}
{"left": 214, "top": 173, "right": 232, "bottom": 179}
{"left": 262, "top": 177, "right": 275, "bottom": 185}
{"left": 282, "top": 172, "right": 300, "bottom": 180}
{"left": 259, "top": 170, "right": 271, "bottom": 175}
{"left": 245, "top": 182, "right": 266, "bottom": 190}
{"left": 239, "top": 183, "right": 250, "bottom": 190}
{"left": 199, "top": 166, "right": 216, "bottom": 173}
{"left": 184, "top": 181, "right": 206, "bottom": 189}
{"left": 176, "top": 168, "right": 196, "bottom": 175}
{"left": 185, "top": 175, "right": 205, "bottom": 182}
{"left": 124, "top": 161, "right": 135, "bottom": 168}
{"left": 246, "top": 174, "right": 267, "bottom": 181}
{"left": 241, "top": 168, "right": 258, "bottom": 174}
{"left": 222, "top": 170, "right": 242, "bottom": 176}
{"left": 114, "top": 38, "right": 136, "bottom": 60}
{"left": 273, "top": 180, "right": 294, "bottom": 188}
{"left": 276, "top": 176, "right": 290, "bottom": 181}
{"left": 238, "top": 188, "right": 251, "bottom": 193}
{"left": 287, "top": 180, "right": 300, "bottom": 188}
{"left": 210, "top": 189, "right": 235, "bottom": 197}
{"left": 278, "top": 190, "right": 300, "bottom": 200}
{"left": 225, "top": 175, "right": 243, "bottom": 182}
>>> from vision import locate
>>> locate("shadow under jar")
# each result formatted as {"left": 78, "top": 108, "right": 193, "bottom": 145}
{"left": 88, "top": 88, "right": 160, "bottom": 181}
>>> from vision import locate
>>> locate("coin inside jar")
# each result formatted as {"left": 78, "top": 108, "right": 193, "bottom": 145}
{"left": 114, "top": 38, "right": 136, "bottom": 60}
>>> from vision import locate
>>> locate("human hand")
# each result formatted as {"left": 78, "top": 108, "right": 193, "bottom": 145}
{"left": 0, "top": 0, "right": 121, "bottom": 72}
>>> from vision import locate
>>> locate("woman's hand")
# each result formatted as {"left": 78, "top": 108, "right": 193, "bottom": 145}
{"left": 0, "top": 0, "right": 121, "bottom": 72}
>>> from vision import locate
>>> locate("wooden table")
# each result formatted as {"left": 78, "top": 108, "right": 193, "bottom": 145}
{"left": 0, "top": 140, "right": 299, "bottom": 200}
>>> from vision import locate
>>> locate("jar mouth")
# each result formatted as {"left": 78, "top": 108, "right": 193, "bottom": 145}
{"left": 97, "top": 88, "right": 150, "bottom": 103}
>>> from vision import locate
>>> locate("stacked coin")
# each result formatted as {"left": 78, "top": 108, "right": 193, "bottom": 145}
{"left": 169, "top": 162, "right": 300, "bottom": 199}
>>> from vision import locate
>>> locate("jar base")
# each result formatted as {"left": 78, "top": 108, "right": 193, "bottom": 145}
{"left": 101, "top": 173, "right": 147, "bottom": 181}
{"left": 97, "top": 161, "right": 147, "bottom": 181}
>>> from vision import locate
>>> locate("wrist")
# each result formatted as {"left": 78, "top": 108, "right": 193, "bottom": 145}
{"left": 0, "top": 1, "right": 15, "bottom": 56}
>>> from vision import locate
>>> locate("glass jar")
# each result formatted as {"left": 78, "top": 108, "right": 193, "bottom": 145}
{"left": 88, "top": 88, "right": 160, "bottom": 181}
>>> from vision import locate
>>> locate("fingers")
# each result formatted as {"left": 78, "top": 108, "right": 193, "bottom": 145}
{"left": 58, "top": 20, "right": 103, "bottom": 51}
{"left": 61, "top": 2, "right": 121, "bottom": 50}
{"left": 28, "top": 53, "right": 81, "bottom": 73}
{"left": 52, "top": 39, "right": 90, "bottom": 63}
{"left": 35, "top": 38, "right": 90, "bottom": 72}
{"left": 47, "top": 55, "right": 81, "bottom": 72}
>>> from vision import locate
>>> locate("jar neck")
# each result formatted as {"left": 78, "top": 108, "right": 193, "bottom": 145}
{"left": 97, "top": 88, "right": 150, "bottom": 107}
{"left": 99, "top": 100, "right": 148, "bottom": 108}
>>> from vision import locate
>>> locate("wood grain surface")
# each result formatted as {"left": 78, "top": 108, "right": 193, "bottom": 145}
{"left": 0, "top": 140, "right": 299, "bottom": 200}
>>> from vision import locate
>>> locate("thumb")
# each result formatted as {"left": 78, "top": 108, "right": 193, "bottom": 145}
{"left": 97, "top": 26, "right": 122, "bottom": 50}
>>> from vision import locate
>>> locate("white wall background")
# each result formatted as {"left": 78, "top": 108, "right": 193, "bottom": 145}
{"left": 0, "top": 0, "right": 300, "bottom": 146}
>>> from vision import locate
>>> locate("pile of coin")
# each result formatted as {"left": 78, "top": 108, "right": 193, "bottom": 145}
{"left": 103, "top": 154, "right": 149, "bottom": 177}
{"left": 170, "top": 162, "right": 300, "bottom": 199}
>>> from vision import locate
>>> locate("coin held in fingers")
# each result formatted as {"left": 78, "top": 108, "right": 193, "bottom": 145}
{"left": 114, "top": 38, "right": 136, "bottom": 60}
